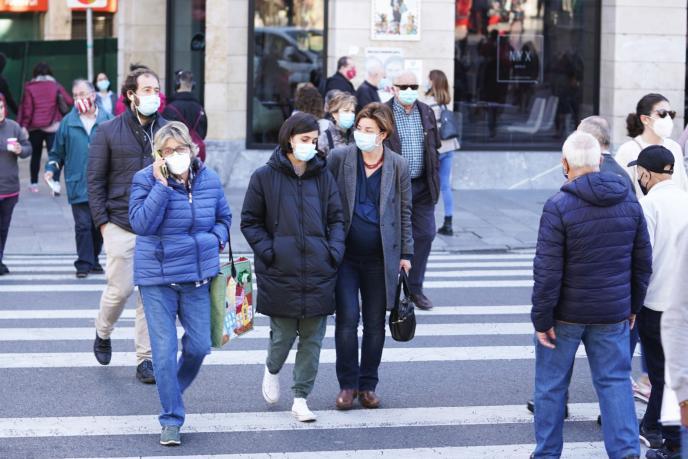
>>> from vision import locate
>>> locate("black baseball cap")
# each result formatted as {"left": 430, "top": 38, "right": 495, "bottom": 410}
{"left": 627, "top": 145, "right": 674, "bottom": 174}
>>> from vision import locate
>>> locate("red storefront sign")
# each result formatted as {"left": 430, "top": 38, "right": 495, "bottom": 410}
{"left": 0, "top": 0, "right": 48, "bottom": 12}
{"left": 68, "top": 0, "right": 117, "bottom": 13}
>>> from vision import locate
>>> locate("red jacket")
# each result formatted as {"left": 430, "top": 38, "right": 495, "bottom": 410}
{"left": 17, "top": 79, "right": 73, "bottom": 130}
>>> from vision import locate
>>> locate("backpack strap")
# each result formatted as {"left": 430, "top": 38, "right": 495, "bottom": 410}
{"left": 325, "top": 129, "right": 334, "bottom": 150}
{"left": 165, "top": 104, "right": 189, "bottom": 126}
{"left": 191, "top": 109, "right": 204, "bottom": 132}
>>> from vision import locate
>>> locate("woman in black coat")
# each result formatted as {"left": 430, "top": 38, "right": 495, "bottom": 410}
{"left": 241, "top": 112, "right": 345, "bottom": 423}
{"left": 327, "top": 102, "right": 413, "bottom": 410}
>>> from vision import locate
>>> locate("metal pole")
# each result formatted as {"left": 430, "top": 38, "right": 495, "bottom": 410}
{"left": 86, "top": 7, "right": 94, "bottom": 82}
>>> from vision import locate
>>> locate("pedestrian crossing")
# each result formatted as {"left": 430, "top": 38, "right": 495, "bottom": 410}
{"left": 0, "top": 250, "right": 637, "bottom": 458}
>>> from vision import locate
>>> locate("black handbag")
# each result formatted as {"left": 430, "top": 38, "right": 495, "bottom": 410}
{"left": 389, "top": 269, "right": 416, "bottom": 342}
{"left": 56, "top": 90, "right": 70, "bottom": 116}
{"left": 439, "top": 105, "right": 459, "bottom": 140}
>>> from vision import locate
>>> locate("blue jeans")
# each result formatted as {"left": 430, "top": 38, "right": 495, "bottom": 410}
{"left": 682, "top": 427, "right": 688, "bottom": 459}
{"left": 335, "top": 255, "right": 387, "bottom": 391}
{"left": 140, "top": 282, "right": 211, "bottom": 427}
{"left": 438, "top": 152, "right": 454, "bottom": 218}
{"left": 533, "top": 321, "right": 639, "bottom": 459}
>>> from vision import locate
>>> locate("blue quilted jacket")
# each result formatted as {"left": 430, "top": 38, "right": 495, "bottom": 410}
{"left": 129, "top": 160, "right": 232, "bottom": 286}
{"left": 531, "top": 172, "right": 652, "bottom": 332}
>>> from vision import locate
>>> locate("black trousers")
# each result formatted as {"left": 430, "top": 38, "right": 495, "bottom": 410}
{"left": 29, "top": 130, "right": 56, "bottom": 184}
{"left": 71, "top": 203, "right": 103, "bottom": 272}
{"left": 638, "top": 306, "right": 681, "bottom": 449}
{"left": 408, "top": 178, "right": 436, "bottom": 295}
{"left": 0, "top": 195, "right": 18, "bottom": 262}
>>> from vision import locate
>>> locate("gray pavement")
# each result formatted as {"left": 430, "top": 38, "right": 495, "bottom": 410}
{"left": 5, "top": 155, "right": 551, "bottom": 256}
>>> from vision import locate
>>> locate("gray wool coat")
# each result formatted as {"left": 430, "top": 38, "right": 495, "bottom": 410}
{"left": 327, "top": 144, "right": 414, "bottom": 310}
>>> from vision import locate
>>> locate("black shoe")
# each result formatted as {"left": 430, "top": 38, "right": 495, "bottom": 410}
{"left": 90, "top": 264, "right": 104, "bottom": 274}
{"left": 93, "top": 332, "right": 112, "bottom": 365}
{"left": 411, "top": 293, "right": 434, "bottom": 310}
{"left": 526, "top": 399, "right": 569, "bottom": 418}
{"left": 437, "top": 216, "right": 453, "bottom": 236}
{"left": 646, "top": 447, "right": 680, "bottom": 459}
{"left": 0, "top": 263, "right": 8, "bottom": 275}
{"left": 639, "top": 423, "right": 664, "bottom": 449}
{"left": 136, "top": 360, "right": 156, "bottom": 384}
{"left": 76, "top": 271, "right": 89, "bottom": 279}
{"left": 597, "top": 414, "right": 602, "bottom": 425}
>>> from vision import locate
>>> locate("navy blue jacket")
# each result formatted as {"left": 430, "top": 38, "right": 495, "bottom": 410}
{"left": 241, "top": 147, "right": 346, "bottom": 319}
{"left": 129, "top": 160, "right": 231, "bottom": 286}
{"left": 531, "top": 172, "right": 652, "bottom": 332}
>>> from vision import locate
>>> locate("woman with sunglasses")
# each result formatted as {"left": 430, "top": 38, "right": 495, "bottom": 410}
{"left": 615, "top": 93, "right": 688, "bottom": 196}
{"left": 327, "top": 102, "right": 413, "bottom": 410}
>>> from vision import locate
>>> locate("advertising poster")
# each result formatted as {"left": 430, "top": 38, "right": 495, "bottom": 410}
{"left": 371, "top": 0, "right": 421, "bottom": 41}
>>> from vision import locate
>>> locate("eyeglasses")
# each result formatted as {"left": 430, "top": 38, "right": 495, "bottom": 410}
{"left": 651, "top": 109, "right": 676, "bottom": 119}
{"left": 160, "top": 145, "right": 191, "bottom": 156}
{"left": 394, "top": 84, "right": 419, "bottom": 91}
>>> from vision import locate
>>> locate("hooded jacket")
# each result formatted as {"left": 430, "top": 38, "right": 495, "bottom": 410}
{"left": 17, "top": 77, "right": 73, "bottom": 130}
{"left": 241, "top": 147, "right": 346, "bottom": 318}
{"left": 531, "top": 172, "right": 653, "bottom": 332}
{"left": 129, "top": 159, "right": 231, "bottom": 286}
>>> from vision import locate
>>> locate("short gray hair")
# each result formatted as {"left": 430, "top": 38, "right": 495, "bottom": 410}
{"left": 152, "top": 121, "right": 199, "bottom": 158}
{"left": 578, "top": 116, "right": 611, "bottom": 149}
{"left": 562, "top": 131, "right": 601, "bottom": 169}
{"left": 72, "top": 78, "right": 95, "bottom": 93}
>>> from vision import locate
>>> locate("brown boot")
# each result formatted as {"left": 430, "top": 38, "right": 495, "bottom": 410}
{"left": 358, "top": 390, "right": 380, "bottom": 409}
{"left": 335, "top": 389, "right": 357, "bottom": 410}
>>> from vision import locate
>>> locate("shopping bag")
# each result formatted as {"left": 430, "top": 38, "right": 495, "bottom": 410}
{"left": 210, "top": 240, "right": 254, "bottom": 348}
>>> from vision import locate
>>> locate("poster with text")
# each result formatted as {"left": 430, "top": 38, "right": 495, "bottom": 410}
{"left": 371, "top": 0, "right": 421, "bottom": 41}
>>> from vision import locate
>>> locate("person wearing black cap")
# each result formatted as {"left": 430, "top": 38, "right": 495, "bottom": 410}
{"left": 629, "top": 144, "right": 688, "bottom": 458}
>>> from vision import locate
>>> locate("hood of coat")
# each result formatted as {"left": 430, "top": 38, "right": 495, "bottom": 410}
{"left": 561, "top": 171, "right": 629, "bottom": 207}
{"left": 267, "top": 146, "right": 326, "bottom": 179}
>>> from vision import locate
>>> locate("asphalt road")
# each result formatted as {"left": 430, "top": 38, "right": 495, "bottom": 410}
{"left": 0, "top": 250, "right": 646, "bottom": 458}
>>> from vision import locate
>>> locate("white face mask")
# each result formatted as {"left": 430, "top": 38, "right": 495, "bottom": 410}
{"left": 292, "top": 142, "right": 317, "bottom": 162}
{"left": 165, "top": 153, "right": 191, "bottom": 175}
{"left": 134, "top": 94, "right": 160, "bottom": 116}
{"left": 651, "top": 116, "right": 674, "bottom": 139}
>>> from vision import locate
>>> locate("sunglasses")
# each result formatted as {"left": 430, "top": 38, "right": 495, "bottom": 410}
{"left": 395, "top": 84, "right": 419, "bottom": 91}
{"left": 651, "top": 109, "right": 676, "bottom": 119}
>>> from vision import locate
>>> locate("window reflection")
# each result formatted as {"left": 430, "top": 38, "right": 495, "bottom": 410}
{"left": 454, "top": 0, "right": 598, "bottom": 149}
{"left": 251, "top": 0, "right": 325, "bottom": 145}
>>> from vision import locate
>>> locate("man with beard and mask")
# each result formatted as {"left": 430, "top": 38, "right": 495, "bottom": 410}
{"left": 615, "top": 93, "right": 688, "bottom": 197}
{"left": 628, "top": 146, "right": 688, "bottom": 458}
{"left": 87, "top": 67, "right": 167, "bottom": 384}
{"left": 45, "top": 79, "right": 112, "bottom": 278}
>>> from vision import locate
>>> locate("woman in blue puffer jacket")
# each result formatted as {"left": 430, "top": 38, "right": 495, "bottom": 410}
{"left": 129, "top": 121, "right": 231, "bottom": 447}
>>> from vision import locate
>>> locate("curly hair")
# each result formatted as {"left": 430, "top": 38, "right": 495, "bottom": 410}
{"left": 294, "top": 83, "right": 324, "bottom": 119}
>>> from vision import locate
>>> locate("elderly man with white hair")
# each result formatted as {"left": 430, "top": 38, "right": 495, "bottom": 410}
{"left": 355, "top": 58, "right": 384, "bottom": 112}
{"left": 530, "top": 131, "right": 652, "bottom": 459}
{"left": 384, "top": 70, "right": 441, "bottom": 310}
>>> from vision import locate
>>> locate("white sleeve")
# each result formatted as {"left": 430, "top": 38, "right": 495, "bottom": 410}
{"left": 640, "top": 199, "right": 657, "bottom": 248}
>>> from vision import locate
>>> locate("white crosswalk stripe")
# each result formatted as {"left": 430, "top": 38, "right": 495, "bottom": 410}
{"left": 0, "top": 251, "right": 625, "bottom": 457}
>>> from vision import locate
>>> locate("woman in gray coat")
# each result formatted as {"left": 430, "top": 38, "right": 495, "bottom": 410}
{"left": 327, "top": 102, "right": 413, "bottom": 410}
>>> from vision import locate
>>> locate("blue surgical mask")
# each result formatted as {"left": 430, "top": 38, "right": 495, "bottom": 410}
{"left": 354, "top": 131, "right": 380, "bottom": 152}
{"left": 96, "top": 80, "right": 110, "bottom": 92}
{"left": 292, "top": 142, "right": 317, "bottom": 162}
{"left": 337, "top": 112, "right": 355, "bottom": 130}
{"left": 398, "top": 88, "right": 418, "bottom": 105}
{"left": 378, "top": 78, "right": 391, "bottom": 90}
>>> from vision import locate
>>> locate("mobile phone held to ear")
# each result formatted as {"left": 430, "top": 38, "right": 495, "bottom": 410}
{"left": 154, "top": 150, "right": 169, "bottom": 178}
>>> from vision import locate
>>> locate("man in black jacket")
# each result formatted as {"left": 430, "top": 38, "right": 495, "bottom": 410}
{"left": 323, "top": 56, "right": 356, "bottom": 96}
{"left": 385, "top": 71, "right": 440, "bottom": 311}
{"left": 355, "top": 59, "right": 383, "bottom": 112}
{"left": 162, "top": 70, "right": 207, "bottom": 139}
{"left": 87, "top": 67, "right": 167, "bottom": 384}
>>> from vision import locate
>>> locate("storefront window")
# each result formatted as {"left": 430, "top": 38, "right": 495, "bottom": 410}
{"left": 454, "top": 0, "right": 600, "bottom": 150}
{"left": 248, "top": 0, "right": 327, "bottom": 147}
{"left": 166, "top": 0, "right": 206, "bottom": 104}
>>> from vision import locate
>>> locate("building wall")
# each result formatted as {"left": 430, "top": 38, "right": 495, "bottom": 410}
{"left": 116, "top": 0, "right": 167, "bottom": 92}
{"left": 43, "top": 1, "right": 72, "bottom": 40}
{"left": 600, "top": 0, "right": 687, "bottom": 148}
{"left": 327, "top": 0, "right": 455, "bottom": 94}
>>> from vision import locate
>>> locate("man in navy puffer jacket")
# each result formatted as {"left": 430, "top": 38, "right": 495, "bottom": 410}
{"left": 531, "top": 132, "right": 652, "bottom": 459}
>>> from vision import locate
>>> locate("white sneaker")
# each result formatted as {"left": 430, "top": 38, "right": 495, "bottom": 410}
{"left": 262, "top": 366, "right": 280, "bottom": 404}
{"left": 291, "top": 397, "right": 316, "bottom": 422}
